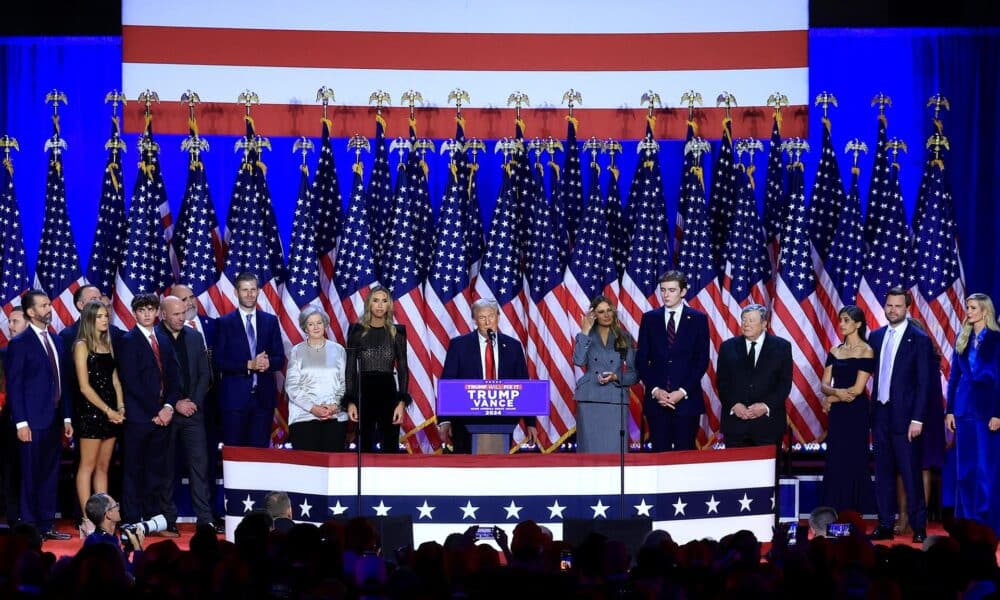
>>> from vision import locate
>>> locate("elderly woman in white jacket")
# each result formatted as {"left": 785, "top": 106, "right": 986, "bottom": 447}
{"left": 285, "top": 306, "right": 348, "bottom": 452}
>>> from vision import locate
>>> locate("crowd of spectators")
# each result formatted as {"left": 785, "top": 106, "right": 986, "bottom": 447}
{"left": 0, "top": 508, "right": 997, "bottom": 599}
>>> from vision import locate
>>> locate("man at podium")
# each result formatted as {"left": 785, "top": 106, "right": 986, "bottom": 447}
{"left": 440, "top": 298, "right": 534, "bottom": 453}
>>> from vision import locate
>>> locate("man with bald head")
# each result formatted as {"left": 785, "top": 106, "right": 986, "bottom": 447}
{"left": 156, "top": 295, "right": 214, "bottom": 530}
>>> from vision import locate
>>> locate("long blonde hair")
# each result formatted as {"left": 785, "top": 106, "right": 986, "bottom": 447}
{"left": 360, "top": 286, "right": 397, "bottom": 338}
{"left": 956, "top": 293, "right": 1000, "bottom": 354}
{"left": 76, "top": 300, "right": 113, "bottom": 355}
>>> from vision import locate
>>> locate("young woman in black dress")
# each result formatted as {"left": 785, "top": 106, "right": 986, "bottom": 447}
{"left": 819, "top": 305, "right": 875, "bottom": 513}
{"left": 346, "top": 286, "right": 409, "bottom": 452}
{"left": 73, "top": 301, "right": 124, "bottom": 536}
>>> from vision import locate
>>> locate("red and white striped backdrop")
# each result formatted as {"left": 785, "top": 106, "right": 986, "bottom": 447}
{"left": 121, "top": 0, "right": 808, "bottom": 139}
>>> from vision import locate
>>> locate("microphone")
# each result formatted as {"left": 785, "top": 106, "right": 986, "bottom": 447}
{"left": 486, "top": 328, "right": 496, "bottom": 342}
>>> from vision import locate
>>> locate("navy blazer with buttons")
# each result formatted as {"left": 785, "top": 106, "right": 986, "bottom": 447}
{"left": 870, "top": 323, "right": 932, "bottom": 434}
{"left": 117, "top": 326, "right": 182, "bottom": 423}
{"left": 5, "top": 328, "right": 72, "bottom": 430}
{"left": 635, "top": 305, "right": 710, "bottom": 416}
{"left": 946, "top": 328, "right": 1000, "bottom": 420}
{"left": 213, "top": 309, "right": 286, "bottom": 411}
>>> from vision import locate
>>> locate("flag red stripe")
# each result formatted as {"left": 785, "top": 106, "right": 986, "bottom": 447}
{"left": 122, "top": 104, "right": 809, "bottom": 141}
{"left": 124, "top": 26, "right": 806, "bottom": 72}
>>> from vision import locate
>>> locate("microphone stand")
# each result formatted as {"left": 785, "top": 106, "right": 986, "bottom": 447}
{"left": 617, "top": 348, "right": 628, "bottom": 519}
{"left": 346, "top": 345, "right": 363, "bottom": 517}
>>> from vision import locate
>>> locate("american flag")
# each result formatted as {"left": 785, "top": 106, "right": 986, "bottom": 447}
{"left": 331, "top": 155, "right": 377, "bottom": 341}
{"left": 804, "top": 118, "right": 846, "bottom": 345}
{"left": 112, "top": 126, "right": 174, "bottom": 329}
{"left": 768, "top": 158, "right": 831, "bottom": 443}
{"left": 462, "top": 134, "right": 485, "bottom": 280}
{"left": 672, "top": 120, "right": 696, "bottom": 257}
{"left": 718, "top": 163, "right": 770, "bottom": 333}
{"left": 910, "top": 154, "right": 964, "bottom": 383}
{"left": 425, "top": 123, "right": 476, "bottom": 385}
{"left": 762, "top": 114, "right": 786, "bottom": 281}
{"left": 382, "top": 121, "right": 441, "bottom": 453}
{"left": 708, "top": 119, "right": 738, "bottom": 276}
{"left": 519, "top": 132, "right": 575, "bottom": 452}
{"left": 174, "top": 134, "right": 224, "bottom": 318}
{"left": 824, "top": 165, "right": 866, "bottom": 307}
{"left": 0, "top": 152, "right": 29, "bottom": 345}
{"left": 619, "top": 118, "right": 672, "bottom": 446}
{"left": 121, "top": 1, "right": 809, "bottom": 141}
{"left": 857, "top": 114, "right": 910, "bottom": 330}
{"left": 34, "top": 117, "right": 85, "bottom": 333}
{"left": 365, "top": 116, "right": 393, "bottom": 283}
{"left": 310, "top": 119, "right": 343, "bottom": 343}
{"left": 605, "top": 161, "right": 629, "bottom": 281}
{"left": 86, "top": 120, "right": 128, "bottom": 298}
{"left": 675, "top": 143, "right": 726, "bottom": 447}
{"left": 553, "top": 118, "right": 583, "bottom": 249}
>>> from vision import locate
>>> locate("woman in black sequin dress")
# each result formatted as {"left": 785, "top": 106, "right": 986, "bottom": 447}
{"left": 346, "top": 286, "right": 409, "bottom": 453}
{"left": 73, "top": 301, "right": 124, "bottom": 535}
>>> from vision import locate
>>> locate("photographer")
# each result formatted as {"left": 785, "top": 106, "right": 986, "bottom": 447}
{"left": 83, "top": 492, "right": 145, "bottom": 561}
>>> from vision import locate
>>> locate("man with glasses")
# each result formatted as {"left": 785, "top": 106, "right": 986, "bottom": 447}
{"left": 83, "top": 492, "right": 144, "bottom": 555}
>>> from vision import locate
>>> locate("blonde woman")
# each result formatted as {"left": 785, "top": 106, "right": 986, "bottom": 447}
{"left": 345, "top": 286, "right": 409, "bottom": 452}
{"left": 73, "top": 300, "right": 124, "bottom": 536}
{"left": 945, "top": 293, "right": 1000, "bottom": 529}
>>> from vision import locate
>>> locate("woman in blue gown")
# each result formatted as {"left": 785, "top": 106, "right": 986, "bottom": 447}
{"left": 820, "top": 305, "right": 875, "bottom": 513}
{"left": 945, "top": 293, "right": 1000, "bottom": 532}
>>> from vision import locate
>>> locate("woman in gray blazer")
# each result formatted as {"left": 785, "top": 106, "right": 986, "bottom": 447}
{"left": 573, "top": 295, "right": 637, "bottom": 453}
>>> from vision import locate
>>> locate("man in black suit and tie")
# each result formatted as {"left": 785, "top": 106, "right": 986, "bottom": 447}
{"left": 868, "top": 287, "right": 932, "bottom": 543}
{"left": 636, "top": 271, "right": 710, "bottom": 451}
{"left": 5, "top": 290, "right": 74, "bottom": 540}
{"left": 440, "top": 298, "right": 533, "bottom": 453}
{"left": 1, "top": 306, "right": 27, "bottom": 524}
{"left": 157, "top": 296, "right": 215, "bottom": 530}
{"left": 717, "top": 304, "right": 793, "bottom": 448}
{"left": 117, "top": 293, "right": 181, "bottom": 533}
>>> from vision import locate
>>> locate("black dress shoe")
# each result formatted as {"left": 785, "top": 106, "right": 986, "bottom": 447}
{"left": 43, "top": 529, "right": 72, "bottom": 541}
{"left": 912, "top": 529, "right": 927, "bottom": 543}
{"left": 869, "top": 526, "right": 895, "bottom": 540}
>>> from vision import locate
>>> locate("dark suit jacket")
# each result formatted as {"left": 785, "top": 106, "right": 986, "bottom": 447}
{"left": 6, "top": 328, "right": 72, "bottom": 430}
{"left": 946, "top": 329, "right": 1000, "bottom": 420}
{"left": 157, "top": 324, "right": 210, "bottom": 412}
{"left": 717, "top": 334, "right": 793, "bottom": 444}
{"left": 441, "top": 330, "right": 532, "bottom": 427}
{"left": 635, "top": 305, "right": 710, "bottom": 416}
{"left": 118, "top": 326, "right": 181, "bottom": 424}
{"left": 213, "top": 310, "right": 286, "bottom": 411}
{"left": 870, "top": 323, "right": 931, "bottom": 434}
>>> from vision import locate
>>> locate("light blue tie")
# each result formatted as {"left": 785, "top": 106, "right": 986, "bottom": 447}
{"left": 877, "top": 328, "right": 896, "bottom": 404}
{"left": 246, "top": 314, "right": 258, "bottom": 387}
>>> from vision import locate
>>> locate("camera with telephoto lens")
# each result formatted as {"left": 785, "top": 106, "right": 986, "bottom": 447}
{"left": 120, "top": 514, "right": 167, "bottom": 551}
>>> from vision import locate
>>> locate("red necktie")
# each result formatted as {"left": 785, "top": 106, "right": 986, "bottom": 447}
{"left": 485, "top": 340, "right": 496, "bottom": 379}
{"left": 150, "top": 333, "right": 165, "bottom": 396}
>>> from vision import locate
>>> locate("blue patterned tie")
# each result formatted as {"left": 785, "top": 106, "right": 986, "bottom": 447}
{"left": 246, "top": 314, "right": 257, "bottom": 387}
{"left": 877, "top": 328, "right": 896, "bottom": 404}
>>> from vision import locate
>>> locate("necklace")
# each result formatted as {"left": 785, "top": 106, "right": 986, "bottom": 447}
{"left": 307, "top": 341, "right": 325, "bottom": 351}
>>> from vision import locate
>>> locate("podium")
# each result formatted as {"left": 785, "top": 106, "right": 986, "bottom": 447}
{"left": 437, "top": 379, "right": 549, "bottom": 455}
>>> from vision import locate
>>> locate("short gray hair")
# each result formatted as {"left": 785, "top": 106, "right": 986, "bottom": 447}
{"left": 471, "top": 298, "right": 500, "bottom": 317}
{"left": 298, "top": 305, "right": 330, "bottom": 331}
{"left": 264, "top": 490, "right": 291, "bottom": 519}
{"left": 740, "top": 303, "right": 768, "bottom": 322}
{"left": 85, "top": 492, "right": 114, "bottom": 526}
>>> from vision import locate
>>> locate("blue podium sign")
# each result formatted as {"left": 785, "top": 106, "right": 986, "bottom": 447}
{"left": 437, "top": 379, "right": 550, "bottom": 417}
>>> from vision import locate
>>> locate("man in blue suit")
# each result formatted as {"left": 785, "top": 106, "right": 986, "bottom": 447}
{"left": 117, "top": 293, "right": 181, "bottom": 533}
{"left": 440, "top": 298, "right": 533, "bottom": 453}
{"left": 1, "top": 306, "right": 28, "bottom": 524}
{"left": 5, "top": 290, "right": 74, "bottom": 540}
{"left": 213, "top": 272, "right": 285, "bottom": 448}
{"left": 636, "top": 271, "right": 710, "bottom": 451}
{"left": 869, "top": 287, "right": 932, "bottom": 543}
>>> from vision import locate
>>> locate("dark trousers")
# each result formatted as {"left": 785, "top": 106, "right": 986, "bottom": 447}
{"left": 290, "top": 419, "right": 348, "bottom": 452}
{"left": 18, "top": 423, "right": 61, "bottom": 531}
{"left": 645, "top": 404, "right": 701, "bottom": 451}
{"left": 358, "top": 372, "right": 401, "bottom": 453}
{"left": 122, "top": 422, "right": 172, "bottom": 524}
{"left": 166, "top": 414, "right": 213, "bottom": 525}
{"left": 1, "top": 409, "right": 21, "bottom": 523}
{"left": 222, "top": 395, "right": 273, "bottom": 448}
{"left": 872, "top": 402, "right": 926, "bottom": 530}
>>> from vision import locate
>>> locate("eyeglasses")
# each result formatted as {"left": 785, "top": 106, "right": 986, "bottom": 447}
{"left": 107, "top": 503, "right": 120, "bottom": 512}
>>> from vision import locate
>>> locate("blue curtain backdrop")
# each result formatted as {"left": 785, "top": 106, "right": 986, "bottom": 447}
{"left": 1, "top": 28, "right": 998, "bottom": 304}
